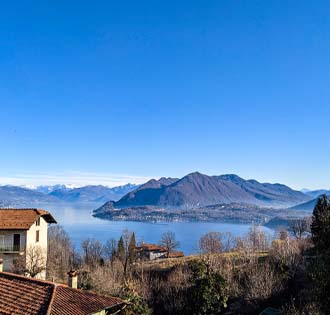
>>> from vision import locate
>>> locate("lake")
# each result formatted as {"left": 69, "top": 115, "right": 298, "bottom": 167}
{"left": 36, "top": 202, "right": 274, "bottom": 255}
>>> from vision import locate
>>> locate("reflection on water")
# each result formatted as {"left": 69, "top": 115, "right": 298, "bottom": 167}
{"left": 34, "top": 202, "right": 273, "bottom": 255}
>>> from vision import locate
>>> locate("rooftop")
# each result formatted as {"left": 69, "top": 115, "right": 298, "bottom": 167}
{"left": 0, "top": 208, "right": 57, "bottom": 229}
{"left": 0, "top": 272, "right": 124, "bottom": 315}
{"left": 136, "top": 243, "right": 167, "bottom": 252}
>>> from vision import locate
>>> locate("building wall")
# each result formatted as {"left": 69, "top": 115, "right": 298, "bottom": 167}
{"left": 149, "top": 251, "right": 167, "bottom": 260}
{"left": 26, "top": 216, "right": 48, "bottom": 251}
{"left": 0, "top": 229, "right": 27, "bottom": 272}
{"left": 26, "top": 217, "right": 48, "bottom": 279}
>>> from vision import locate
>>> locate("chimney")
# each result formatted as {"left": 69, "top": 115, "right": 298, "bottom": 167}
{"left": 0, "top": 259, "right": 3, "bottom": 272}
{"left": 67, "top": 270, "right": 78, "bottom": 289}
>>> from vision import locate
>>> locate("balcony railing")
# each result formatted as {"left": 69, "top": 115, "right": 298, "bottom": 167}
{"left": 0, "top": 245, "right": 25, "bottom": 253}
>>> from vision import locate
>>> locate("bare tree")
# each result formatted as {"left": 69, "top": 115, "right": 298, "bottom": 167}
{"left": 244, "top": 261, "right": 283, "bottom": 300}
{"left": 247, "top": 224, "right": 269, "bottom": 251}
{"left": 199, "top": 232, "right": 223, "bottom": 254}
{"left": 103, "top": 238, "right": 117, "bottom": 263}
{"left": 47, "top": 225, "right": 74, "bottom": 282}
{"left": 276, "top": 228, "right": 289, "bottom": 241}
{"left": 81, "top": 238, "right": 104, "bottom": 267}
{"left": 220, "top": 232, "right": 236, "bottom": 252}
{"left": 159, "top": 231, "right": 180, "bottom": 257}
{"left": 12, "top": 245, "right": 47, "bottom": 278}
{"left": 24, "top": 245, "right": 47, "bottom": 278}
{"left": 289, "top": 218, "right": 310, "bottom": 240}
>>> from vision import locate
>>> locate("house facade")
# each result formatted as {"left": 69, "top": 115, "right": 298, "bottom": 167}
{"left": 0, "top": 208, "right": 56, "bottom": 279}
{"left": 136, "top": 243, "right": 168, "bottom": 260}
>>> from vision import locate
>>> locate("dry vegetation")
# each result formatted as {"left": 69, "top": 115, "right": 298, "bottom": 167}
{"left": 41, "top": 197, "right": 330, "bottom": 314}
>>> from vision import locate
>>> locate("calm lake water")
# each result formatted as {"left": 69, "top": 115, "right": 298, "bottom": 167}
{"left": 35, "top": 202, "right": 274, "bottom": 255}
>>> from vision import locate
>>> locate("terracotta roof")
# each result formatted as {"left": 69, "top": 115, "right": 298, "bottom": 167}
{"left": 136, "top": 243, "right": 167, "bottom": 252}
{"left": 168, "top": 251, "right": 184, "bottom": 258}
{"left": 49, "top": 286, "right": 123, "bottom": 315}
{"left": 0, "top": 272, "right": 124, "bottom": 315}
{"left": 0, "top": 208, "right": 57, "bottom": 229}
{"left": 0, "top": 272, "right": 53, "bottom": 315}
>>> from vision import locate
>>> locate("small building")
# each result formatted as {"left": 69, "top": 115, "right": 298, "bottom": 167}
{"left": 0, "top": 208, "right": 57, "bottom": 279}
{"left": 136, "top": 243, "right": 184, "bottom": 261}
{"left": 0, "top": 264, "right": 125, "bottom": 315}
{"left": 136, "top": 243, "right": 168, "bottom": 260}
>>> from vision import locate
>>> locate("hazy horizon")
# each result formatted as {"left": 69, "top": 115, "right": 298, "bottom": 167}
{"left": 0, "top": 170, "right": 327, "bottom": 191}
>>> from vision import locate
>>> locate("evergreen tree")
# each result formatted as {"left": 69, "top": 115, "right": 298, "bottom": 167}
{"left": 311, "top": 194, "right": 330, "bottom": 254}
{"left": 186, "top": 261, "right": 228, "bottom": 315}
{"left": 118, "top": 236, "right": 125, "bottom": 262}
{"left": 310, "top": 194, "right": 330, "bottom": 313}
{"left": 128, "top": 232, "right": 136, "bottom": 264}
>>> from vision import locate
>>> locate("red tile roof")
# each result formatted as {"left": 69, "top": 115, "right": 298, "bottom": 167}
{"left": 0, "top": 272, "right": 124, "bottom": 315}
{"left": 136, "top": 243, "right": 167, "bottom": 252}
{"left": 0, "top": 272, "right": 53, "bottom": 315}
{"left": 0, "top": 208, "right": 57, "bottom": 229}
{"left": 49, "top": 286, "right": 123, "bottom": 315}
{"left": 168, "top": 251, "right": 184, "bottom": 258}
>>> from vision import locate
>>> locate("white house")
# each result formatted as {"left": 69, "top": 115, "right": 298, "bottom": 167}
{"left": 0, "top": 208, "right": 57, "bottom": 279}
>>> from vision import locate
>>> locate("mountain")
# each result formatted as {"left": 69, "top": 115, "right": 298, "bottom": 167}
{"left": 0, "top": 185, "right": 57, "bottom": 205}
{"left": 109, "top": 172, "right": 310, "bottom": 210}
{"left": 50, "top": 184, "right": 139, "bottom": 202}
{"left": 302, "top": 189, "right": 330, "bottom": 199}
{"left": 290, "top": 194, "right": 329, "bottom": 211}
{"left": 34, "top": 184, "right": 69, "bottom": 194}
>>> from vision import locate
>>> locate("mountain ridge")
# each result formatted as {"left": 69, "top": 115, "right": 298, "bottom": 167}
{"left": 0, "top": 183, "right": 140, "bottom": 205}
{"left": 103, "top": 172, "right": 311, "bottom": 210}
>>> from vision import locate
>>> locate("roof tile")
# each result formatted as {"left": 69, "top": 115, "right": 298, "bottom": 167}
{"left": 0, "top": 272, "right": 123, "bottom": 315}
{"left": 0, "top": 209, "right": 57, "bottom": 229}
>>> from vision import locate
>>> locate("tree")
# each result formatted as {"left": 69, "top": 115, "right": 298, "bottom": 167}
{"left": 247, "top": 224, "right": 269, "bottom": 251}
{"left": 104, "top": 238, "right": 117, "bottom": 263}
{"left": 311, "top": 195, "right": 330, "bottom": 254}
{"left": 15, "top": 245, "right": 47, "bottom": 278}
{"left": 81, "top": 238, "right": 104, "bottom": 267}
{"left": 159, "top": 231, "right": 180, "bottom": 257}
{"left": 309, "top": 195, "right": 330, "bottom": 313}
{"left": 117, "top": 230, "right": 136, "bottom": 276}
{"left": 118, "top": 236, "right": 125, "bottom": 262}
{"left": 121, "top": 280, "right": 151, "bottom": 315}
{"left": 199, "top": 232, "right": 223, "bottom": 254}
{"left": 199, "top": 232, "right": 235, "bottom": 254}
{"left": 289, "top": 218, "right": 310, "bottom": 240}
{"left": 128, "top": 232, "right": 136, "bottom": 264}
{"left": 47, "top": 225, "right": 74, "bottom": 282}
{"left": 186, "top": 261, "right": 228, "bottom": 315}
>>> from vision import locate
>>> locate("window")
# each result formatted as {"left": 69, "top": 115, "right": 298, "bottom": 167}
{"left": 36, "top": 218, "right": 40, "bottom": 226}
{"left": 13, "top": 234, "right": 20, "bottom": 251}
{"left": 36, "top": 230, "right": 40, "bottom": 242}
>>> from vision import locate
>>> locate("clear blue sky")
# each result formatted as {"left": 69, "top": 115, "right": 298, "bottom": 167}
{"left": 0, "top": 0, "right": 329, "bottom": 189}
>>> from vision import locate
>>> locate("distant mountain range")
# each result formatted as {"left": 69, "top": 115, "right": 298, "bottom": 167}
{"left": 34, "top": 184, "right": 69, "bottom": 194}
{"left": 101, "top": 172, "right": 311, "bottom": 211}
{"left": 0, "top": 183, "right": 139, "bottom": 206}
{"left": 0, "top": 185, "right": 58, "bottom": 205}
{"left": 291, "top": 193, "right": 330, "bottom": 211}
{"left": 301, "top": 189, "right": 330, "bottom": 199}
{"left": 49, "top": 184, "right": 139, "bottom": 203}
{"left": 0, "top": 173, "right": 327, "bottom": 213}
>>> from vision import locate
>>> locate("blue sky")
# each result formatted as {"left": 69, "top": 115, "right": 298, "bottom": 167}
{"left": 0, "top": 0, "right": 329, "bottom": 189}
